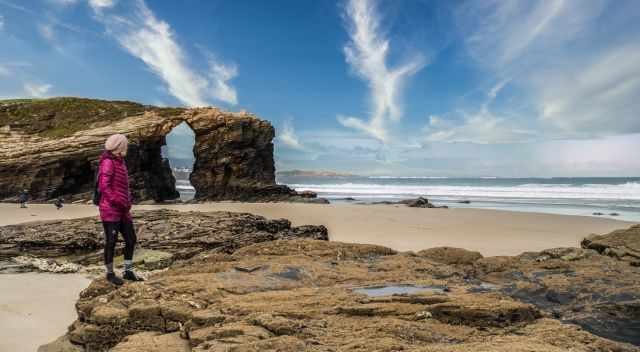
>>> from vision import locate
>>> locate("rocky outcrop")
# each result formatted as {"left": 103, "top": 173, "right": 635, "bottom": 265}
{"left": 1, "top": 214, "right": 636, "bottom": 351}
{"left": 371, "top": 197, "right": 448, "bottom": 208}
{"left": 0, "top": 209, "right": 327, "bottom": 265}
{"left": 581, "top": 224, "right": 640, "bottom": 265}
{"left": 0, "top": 98, "right": 318, "bottom": 203}
{"left": 39, "top": 237, "right": 638, "bottom": 352}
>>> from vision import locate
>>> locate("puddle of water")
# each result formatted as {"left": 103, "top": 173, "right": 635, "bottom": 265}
{"left": 467, "top": 282, "right": 500, "bottom": 293}
{"left": 353, "top": 284, "right": 447, "bottom": 297}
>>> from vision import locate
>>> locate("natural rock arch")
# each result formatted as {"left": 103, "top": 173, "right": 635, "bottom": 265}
{"left": 0, "top": 98, "right": 311, "bottom": 203}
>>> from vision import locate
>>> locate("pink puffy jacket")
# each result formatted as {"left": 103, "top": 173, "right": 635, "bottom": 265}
{"left": 98, "top": 151, "right": 132, "bottom": 222}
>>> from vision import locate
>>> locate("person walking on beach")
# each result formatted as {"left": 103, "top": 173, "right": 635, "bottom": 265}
{"left": 54, "top": 197, "right": 64, "bottom": 210}
{"left": 19, "top": 190, "right": 28, "bottom": 208}
{"left": 98, "top": 134, "right": 143, "bottom": 285}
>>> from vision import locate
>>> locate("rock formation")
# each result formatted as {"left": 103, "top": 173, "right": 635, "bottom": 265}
{"left": 0, "top": 97, "right": 318, "bottom": 203}
{"left": 0, "top": 212, "right": 638, "bottom": 351}
{"left": 0, "top": 209, "right": 327, "bottom": 265}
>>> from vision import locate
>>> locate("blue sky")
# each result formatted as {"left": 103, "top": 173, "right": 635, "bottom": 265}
{"left": 1, "top": 0, "right": 640, "bottom": 176}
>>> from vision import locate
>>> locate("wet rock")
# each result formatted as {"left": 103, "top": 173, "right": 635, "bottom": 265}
{"left": 398, "top": 196, "right": 448, "bottom": 208}
{"left": 427, "top": 294, "right": 541, "bottom": 327}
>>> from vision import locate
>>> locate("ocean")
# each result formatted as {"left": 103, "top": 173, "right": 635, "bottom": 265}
{"left": 277, "top": 176, "right": 640, "bottom": 222}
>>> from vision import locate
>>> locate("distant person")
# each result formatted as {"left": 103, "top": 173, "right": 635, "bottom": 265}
{"left": 97, "top": 134, "right": 143, "bottom": 285}
{"left": 54, "top": 197, "right": 64, "bottom": 210}
{"left": 19, "top": 190, "right": 28, "bottom": 208}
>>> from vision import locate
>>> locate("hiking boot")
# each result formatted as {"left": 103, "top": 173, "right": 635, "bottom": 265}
{"left": 123, "top": 270, "right": 144, "bottom": 282}
{"left": 106, "top": 272, "right": 124, "bottom": 286}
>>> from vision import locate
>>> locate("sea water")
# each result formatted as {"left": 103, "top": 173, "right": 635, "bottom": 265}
{"left": 277, "top": 176, "right": 640, "bottom": 222}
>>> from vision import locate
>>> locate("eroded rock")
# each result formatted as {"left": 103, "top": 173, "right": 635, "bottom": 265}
{"left": 17, "top": 214, "right": 640, "bottom": 351}
{"left": 0, "top": 98, "right": 320, "bottom": 203}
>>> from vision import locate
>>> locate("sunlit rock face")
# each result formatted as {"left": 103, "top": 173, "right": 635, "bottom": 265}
{"left": 0, "top": 98, "right": 311, "bottom": 203}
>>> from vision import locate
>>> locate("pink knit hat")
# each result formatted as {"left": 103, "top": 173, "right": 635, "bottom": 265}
{"left": 104, "top": 134, "right": 128, "bottom": 153}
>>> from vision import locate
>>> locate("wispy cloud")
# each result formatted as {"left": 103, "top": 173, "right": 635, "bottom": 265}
{"left": 24, "top": 82, "right": 53, "bottom": 98}
{"left": 425, "top": 80, "right": 536, "bottom": 144}
{"left": 38, "top": 23, "right": 56, "bottom": 42}
{"left": 0, "top": 14, "right": 4, "bottom": 31}
{"left": 207, "top": 56, "right": 238, "bottom": 105}
{"left": 88, "top": 0, "right": 115, "bottom": 11}
{"left": 454, "top": 0, "right": 640, "bottom": 141}
{"left": 47, "top": 0, "right": 78, "bottom": 6}
{"left": 458, "top": 0, "right": 604, "bottom": 70}
{"left": 537, "top": 43, "right": 640, "bottom": 135}
{"left": 91, "top": 0, "right": 238, "bottom": 107}
{"left": 278, "top": 120, "right": 305, "bottom": 151}
{"left": 338, "top": 0, "right": 426, "bottom": 142}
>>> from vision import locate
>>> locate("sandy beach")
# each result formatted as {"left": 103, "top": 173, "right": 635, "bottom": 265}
{"left": 1, "top": 202, "right": 634, "bottom": 256}
{"left": 0, "top": 273, "right": 91, "bottom": 352}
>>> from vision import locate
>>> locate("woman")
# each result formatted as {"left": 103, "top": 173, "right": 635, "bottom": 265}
{"left": 98, "top": 134, "right": 143, "bottom": 285}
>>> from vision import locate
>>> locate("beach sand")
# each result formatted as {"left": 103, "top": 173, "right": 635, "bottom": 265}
{"left": 0, "top": 202, "right": 634, "bottom": 350}
{"left": 0, "top": 273, "right": 91, "bottom": 352}
{"left": 1, "top": 202, "right": 634, "bottom": 256}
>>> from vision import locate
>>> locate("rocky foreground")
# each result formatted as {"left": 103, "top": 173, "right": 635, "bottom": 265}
{"left": 1, "top": 211, "right": 638, "bottom": 351}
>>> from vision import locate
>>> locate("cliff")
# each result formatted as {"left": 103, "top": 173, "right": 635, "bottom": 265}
{"left": 0, "top": 97, "right": 316, "bottom": 203}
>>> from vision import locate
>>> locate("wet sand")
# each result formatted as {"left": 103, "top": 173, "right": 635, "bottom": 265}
{"left": 0, "top": 273, "right": 91, "bottom": 352}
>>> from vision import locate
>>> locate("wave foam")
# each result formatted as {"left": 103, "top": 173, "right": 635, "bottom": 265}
{"left": 287, "top": 182, "right": 640, "bottom": 201}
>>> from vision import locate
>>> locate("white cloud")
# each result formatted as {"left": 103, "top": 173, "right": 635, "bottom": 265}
{"left": 208, "top": 58, "right": 238, "bottom": 105}
{"left": 92, "top": 0, "right": 237, "bottom": 107}
{"left": 48, "top": 0, "right": 78, "bottom": 6}
{"left": 24, "top": 83, "right": 53, "bottom": 98}
{"left": 0, "top": 15, "right": 4, "bottom": 31}
{"left": 0, "top": 65, "right": 9, "bottom": 76}
{"left": 458, "top": 0, "right": 604, "bottom": 69}
{"left": 88, "top": 0, "right": 115, "bottom": 11}
{"left": 456, "top": 0, "right": 640, "bottom": 141}
{"left": 425, "top": 80, "right": 536, "bottom": 144}
{"left": 338, "top": 0, "right": 426, "bottom": 142}
{"left": 38, "top": 23, "right": 56, "bottom": 42}
{"left": 537, "top": 43, "right": 640, "bottom": 135}
{"left": 278, "top": 120, "right": 305, "bottom": 151}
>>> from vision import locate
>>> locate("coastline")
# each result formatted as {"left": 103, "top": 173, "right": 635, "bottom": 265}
{"left": 0, "top": 202, "right": 633, "bottom": 256}
{"left": 0, "top": 202, "right": 637, "bottom": 350}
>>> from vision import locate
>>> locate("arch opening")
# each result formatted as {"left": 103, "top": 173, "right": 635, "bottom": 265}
{"left": 162, "top": 121, "right": 196, "bottom": 201}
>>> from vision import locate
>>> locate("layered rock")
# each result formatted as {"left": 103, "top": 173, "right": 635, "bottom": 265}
{"left": 1, "top": 213, "right": 636, "bottom": 351}
{"left": 0, "top": 209, "right": 327, "bottom": 265}
{"left": 0, "top": 98, "right": 317, "bottom": 203}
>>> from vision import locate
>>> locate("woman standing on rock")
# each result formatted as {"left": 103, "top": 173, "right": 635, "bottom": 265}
{"left": 98, "top": 134, "right": 143, "bottom": 285}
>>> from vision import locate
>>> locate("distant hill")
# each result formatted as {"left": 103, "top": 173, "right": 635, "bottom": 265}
{"left": 277, "top": 169, "right": 356, "bottom": 177}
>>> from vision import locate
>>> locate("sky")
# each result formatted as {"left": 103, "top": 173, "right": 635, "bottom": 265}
{"left": 1, "top": 0, "right": 639, "bottom": 177}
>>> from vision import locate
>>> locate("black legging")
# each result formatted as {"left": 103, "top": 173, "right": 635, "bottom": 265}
{"left": 102, "top": 220, "right": 136, "bottom": 265}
